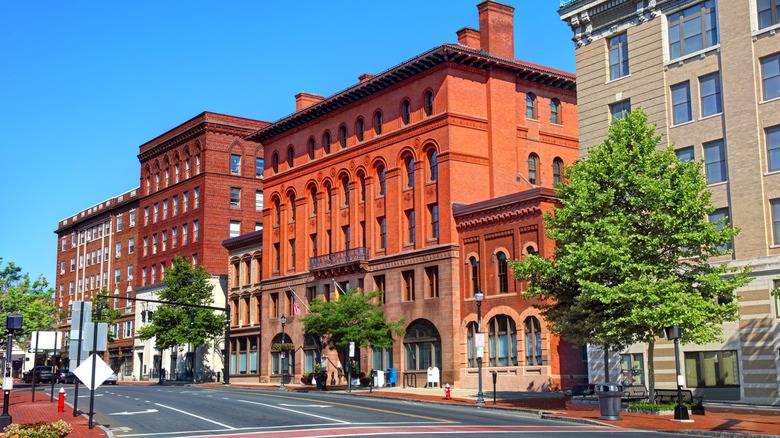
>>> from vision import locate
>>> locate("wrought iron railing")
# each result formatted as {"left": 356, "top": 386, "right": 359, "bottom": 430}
{"left": 309, "top": 247, "right": 370, "bottom": 270}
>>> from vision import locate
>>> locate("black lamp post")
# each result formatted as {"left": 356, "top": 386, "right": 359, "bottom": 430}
{"left": 280, "top": 315, "right": 287, "bottom": 389}
{"left": 665, "top": 325, "right": 689, "bottom": 421}
{"left": 1, "top": 314, "right": 23, "bottom": 431}
{"left": 475, "top": 289, "right": 485, "bottom": 405}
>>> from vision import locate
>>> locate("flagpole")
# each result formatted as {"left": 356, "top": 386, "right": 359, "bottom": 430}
{"left": 287, "top": 287, "right": 311, "bottom": 313}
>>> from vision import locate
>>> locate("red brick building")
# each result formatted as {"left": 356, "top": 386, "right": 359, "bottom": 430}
{"left": 228, "top": 1, "right": 583, "bottom": 390}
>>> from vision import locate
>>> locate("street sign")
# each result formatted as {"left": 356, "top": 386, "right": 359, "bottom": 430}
{"left": 349, "top": 342, "right": 355, "bottom": 358}
{"left": 73, "top": 354, "right": 113, "bottom": 390}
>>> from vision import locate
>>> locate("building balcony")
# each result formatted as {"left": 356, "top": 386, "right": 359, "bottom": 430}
{"left": 309, "top": 247, "right": 370, "bottom": 277}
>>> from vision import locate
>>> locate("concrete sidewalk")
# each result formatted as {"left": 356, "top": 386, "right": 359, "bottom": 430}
{"left": 0, "top": 389, "right": 108, "bottom": 438}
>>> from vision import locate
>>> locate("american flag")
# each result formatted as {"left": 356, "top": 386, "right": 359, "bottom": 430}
{"left": 293, "top": 297, "right": 301, "bottom": 316}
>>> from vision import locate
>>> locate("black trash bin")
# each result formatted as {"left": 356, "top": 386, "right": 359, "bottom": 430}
{"left": 595, "top": 382, "right": 624, "bottom": 421}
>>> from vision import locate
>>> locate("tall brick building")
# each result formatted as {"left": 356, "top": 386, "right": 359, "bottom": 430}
{"left": 226, "top": 1, "right": 584, "bottom": 390}
{"left": 559, "top": 0, "right": 780, "bottom": 403}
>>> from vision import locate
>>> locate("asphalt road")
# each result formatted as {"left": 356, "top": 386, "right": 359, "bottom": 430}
{"left": 55, "top": 385, "right": 679, "bottom": 437}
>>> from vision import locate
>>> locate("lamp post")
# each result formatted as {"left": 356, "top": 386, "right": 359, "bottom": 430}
{"left": 475, "top": 289, "right": 485, "bottom": 405}
{"left": 280, "top": 315, "right": 287, "bottom": 389}
{"left": 665, "top": 325, "right": 689, "bottom": 421}
{"left": 1, "top": 314, "right": 23, "bottom": 431}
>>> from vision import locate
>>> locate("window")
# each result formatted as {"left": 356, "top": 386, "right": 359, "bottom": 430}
{"left": 288, "top": 194, "right": 296, "bottom": 222}
{"left": 286, "top": 146, "right": 294, "bottom": 168}
{"left": 308, "top": 138, "right": 315, "bottom": 160}
{"left": 374, "top": 111, "right": 382, "bottom": 135}
{"left": 310, "top": 233, "right": 318, "bottom": 257}
{"left": 163, "top": 199, "right": 168, "bottom": 219}
{"left": 668, "top": 0, "right": 718, "bottom": 60}
{"left": 427, "top": 149, "right": 438, "bottom": 182}
{"left": 272, "top": 152, "right": 279, "bottom": 173}
{"left": 671, "top": 82, "right": 692, "bottom": 125}
{"left": 70, "top": 258, "right": 75, "bottom": 271}
{"left": 289, "top": 239, "right": 296, "bottom": 269}
{"left": 256, "top": 190, "right": 264, "bottom": 211}
{"left": 762, "top": 53, "right": 780, "bottom": 101}
{"left": 378, "top": 217, "right": 386, "bottom": 250}
{"left": 341, "top": 176, "right": 350, "bottom": 207}
{"left": 171, "top": 228, "right": 177, "bottom": 246}
{"left": 401, "top": 99, "right": 411, "bottom": 125}
{"left": 550, "top": 99, "right": 561, "bottom": 124}
{"left": 608, "top": 33, "right": 629, "bottom": 80}
{"left": 323, "top": 132, "right": 331, "bottom": 154}
{"left": 404, "top": 156, "right": 415, "bottom": 188}
{"left": 129, "top": 210, "right": 135, "bottom": 227}
{"left": 273, "top": 243, "right": 280, "bottom": 271}
{"left": 114, "top": 268, "right": 121, "bottom": 284}
{"left": 127, "top": 265, "right": 134, "bottom": 282}
{"left": 359, "top": 174, "right": 366, "bottom": 202}
{"left": 404, "top": 320, "right": 441, "bottom": 371}
{"left": 116, "top": 215, "right": 123, "bottom": 232}
{"left": 152, "top": 234, "right": 158, "bottom": 254}
{"left": 425, "top": 266, "right": 439, "bottom": 298}
{"left": 553, "top": 158, "right": 564, "bottom": 187}
{"left": 774, "top": 279, "right": 780, "bottom": 317}
{"left": 60, "top": 261, "right": 65, "bottom": 274}
{"left": 372, "top": 346, "right": 393, "bottom": 371}
{"left": 377, "top": 165, "right": 386, "bottom": 196}
{"left": 528, "top": 154, "right": 539, "bottom": 185}
{"left": 610, "top": 100, "right": 631, "bottom": 122}
{"left": 193, "top": 220, "right": 199, "bottom": 242}
{"left": 524, "top": 316, "right": 543, "bottom": 365}
{"left": 700, "top": 73, "right": 722, "bottom": 117}
{"left": 182, "top": 224, "right": 188, "bottom": 245}
{"left": 488, "top": 315, "right": 518, "bottom": 366}
{"left": 423, "top": 91, "right": 433, "bottom": 117}
{"left": 763, "top": 127, "right": 780, "bottom": 173}
{"left": 326, "top": 186, "right": 332, "bottom": 212}
{"left": 620, "top": 353, "right": 645, "bottom": 385}
{"left": 183, "top": 191, "right": 189, "bottom": 212}
{"left": 230, "top": 154, "right": 241, "bottom": 175}
{"left": 230, "top": 221, "right": 241, "bottom": 238}
{"left": 405, "top": 210, "right": 415, "bottom": 245}
{"left": 194, "top": 187, "right": 200, "bottom": 208}
{"left": 470, "top": 256, "right": 479, "bottom": 296}
{"left": 124, "top": 321, "right": 133, "bottom": 338}
{"left": 173, "top": 196, "right": 178, "bottom": 216}
{"left": 356, "top": 118, "right": 364, "bottom": 142}
{"left": 497, "top": 252, "right": 508, "bottom": 293}
{"left": 128, "top": 237, "right": 135, "bottom": 254}
{"left": 772, "top": 199, "right": 780, "bottom": 245}
{"left": 704, "top": 139, "right": 727, "bottom": 184}
{"left": 143, "top": 237, "right": 148, "bottom": 256}
{"left": 709, "top": 207, "right": 733, "bottom": 251}
{"left": 256, "top": 158, "right": 264, "bottom": 178}
{"left": 273, "top": 198, "right": 281, "bottom": 226}
{"left": 402, "top": 270, "right": 415, "bottom": 301}
{"left": 230, "top": 188, "right": 241, "bottom": 208}
{"left": 759, "top": 0, "right": 780, "bottom": 29}
{"left": 685, "top": 350, "right": 739, "bottom": 387}
{"left": 115, "top": 242, "right": 121, "bottom": 258}
{"left": 526, "top": 93, "right": 538, "bottom": 119}
{"left": 339, "top": 125, "right": 347, "bottom": 149}
{"left": 466, "top": 322, "right": 478, "bottom": 367}
{"left": 342, "top": 225, "right": 350, "bottom": 251}
{"left": 309, "top": 187, "right": 317, "bottom": 215}
{"left": 429, "top": 204, "right": 439, "bottom": 239}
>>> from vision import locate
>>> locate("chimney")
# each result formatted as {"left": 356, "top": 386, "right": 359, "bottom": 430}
{"left": 358, "top": 73, "right": 375, "bottom": 83}
{"left": 295, "top": 92, "right": 325, "bottom": 111}
{"left": 456, "top": 27, "right": 481, "bottom": 49}
{"left": 477, "top": 0, "right": 515, "bottom": 59}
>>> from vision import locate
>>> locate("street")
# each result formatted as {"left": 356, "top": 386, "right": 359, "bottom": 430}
{"left": 51, "top": 385, "right": 681, "bottom": 437}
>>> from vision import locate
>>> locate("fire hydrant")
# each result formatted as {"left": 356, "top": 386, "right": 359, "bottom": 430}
{"left": 57, "top": 387, "right": 65, "bottom": 412}
{"left": 444, "top": 383, "right": 451, "bottom": 400}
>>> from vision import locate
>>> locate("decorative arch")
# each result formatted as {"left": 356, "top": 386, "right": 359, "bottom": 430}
{"left": 523, "top": 242, "right": 538, "bottom": 255}
{"left": 403, "top": 319, "right": 442, "bottom": 371}
{"left": 228, "top": 140, "right": 245, "bottom": 155}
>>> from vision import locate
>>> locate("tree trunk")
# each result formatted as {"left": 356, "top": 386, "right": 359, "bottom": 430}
{"left": 603, "top": 344, "right": 610, "bottom": 382}
{"left": 647, "top": 339, "right": 655, "bottom": 403}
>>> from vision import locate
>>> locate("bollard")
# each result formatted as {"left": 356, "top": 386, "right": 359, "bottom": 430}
{"left": 57, "top": 387, "right": 65, "bottom": 413}
{"left": 444, "top": 383, "right": 451, "bottom": 400}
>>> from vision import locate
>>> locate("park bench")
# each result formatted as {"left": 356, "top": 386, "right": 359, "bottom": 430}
{"left": 653, "top": 388, "right": 703, "bottom": 406}
{"left": 622, "top": 384, "right": 649, "bottom": 401}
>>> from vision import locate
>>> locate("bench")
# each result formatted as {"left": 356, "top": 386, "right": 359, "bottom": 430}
{"left": 653, "top": 388, "right": 703, "bottom": 406}
{"left": 622, "top": 384, "right": 648, "bottom": 401}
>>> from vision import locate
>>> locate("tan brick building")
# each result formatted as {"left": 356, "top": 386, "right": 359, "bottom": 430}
{"left": 559, "top": 0, "right": 780, "bottom": 404}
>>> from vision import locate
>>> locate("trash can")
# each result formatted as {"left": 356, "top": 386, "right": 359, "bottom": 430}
{"left": 595, "top": 382, "right": 624, "bottom": 421}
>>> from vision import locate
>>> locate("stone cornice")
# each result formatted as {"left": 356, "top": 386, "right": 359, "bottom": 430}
{"left": 453, "top": 188, "right": 559, "bottom": 232}
{"left": 138, "top": 122, "right": 260, "bottom": 162}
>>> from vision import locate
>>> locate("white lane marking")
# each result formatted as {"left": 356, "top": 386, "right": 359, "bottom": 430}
{"left": 279, "top": 403, "right": 332, "bottom": 408}
{"left": 154, "top": 403, "right": 235, "bottom": 429}
{"left": 109, "top": 409, "right": 159, "bottom": 416}
{"left": 237, "top": 399, "right": 350, "bottom": 424}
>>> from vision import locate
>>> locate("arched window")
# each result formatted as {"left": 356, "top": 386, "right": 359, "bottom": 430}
{"left": 497, "top": 252, "right": 508, "bottom": 293}
{"left": 184, "top": 149, "right": 191, "bottom": 178}
{"left": 323, "top": 132, "right": 331, "bottom": 154}
{"left": 273, "top": 198, "right": 281, "bottom": 226}
{"left": 271, "top": 333, "right": 294, "bottom": 376}
{"left": 326, "top": 184, "right": 333, "bottom": 212}
{"left": 401, "top": 99, "right": 411, "bottom": 125}
{"left": 310, "top": 187, "right": 318, "bottom": 215}
{"left": 356, "top": 118, "right": 364, "bottom": 142}
{"left": 341, "top": 176, "right": 350, "bottom": 207}
{"left": 374, "top": 111, "right": 383, "bottom": 135}
{"left": 287, "top": 146, "right": 294, "bottom": 168}
{"left": 195, "top": 150, "right": 201, "bottom": 174}
{"left": 404, "top": 156, "right": 415, "bottom": 189}
{"left": 528, "top": 154, "right": 539, "bottom": 185}
{"left": 524, "top": 316, "right": 543, "bottom": 366}
{"left": 550, "top": 98, "right": 561, "bottom": 124}
{"left": 339, "top": 125, "right": 347, "bottom": 149}
{"left": 288, "top": 194, "right": 296, "bottom": 222}
{"left": 272, "top": 152, "right": 279, "bottom": 173}
{"left": 466, "top": 321, "right": 479, "bottom": 367}
{"left": 470, "top": 257, "right": 479, "bottom": 297}
{"left": 404, "top": 320, "right": 441, "bottom": 371}
{"left": 174, "top": 155, "right": 180, "bottom": 183}
{"left": 553, "top": 158, "right": 564, "bottom": 187}
{"left": 427, "top": 149, "right": 438, "bottom": 182}
{"left": 377, "top": 165, "right": 386, "bottom": 196}
{"left": 308, "top": 138, "right": 315, "bottom": 160}
{"left": 359, "top": 173, "right": 366, "bottom": 202}
{"left": 423, "top": 91, "right": 434, "bottom": 117}
{"left": 526, "top": 93, "right": 538, "bottom": 120}
{"left": 488, "top": 315, "right": 518, "bottom": 366}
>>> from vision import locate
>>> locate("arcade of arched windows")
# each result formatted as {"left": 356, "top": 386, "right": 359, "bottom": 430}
{"left": 464, "top": 308, "right": 547, "bottom": 369}
{"left": 140, "top": 142, "right": 216, "bottom": 196}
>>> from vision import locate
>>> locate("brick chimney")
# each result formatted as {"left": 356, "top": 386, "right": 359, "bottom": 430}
{"left": 295, "top": 92, "right": 325, "bottom": 111}
{"left": 456, "top": 27, "right": 481, "bottom": 49}
{"left": 358, "top": 73, "right": 375, "bottom": 83}
{"left": 477, "top": 0, "right": 515, "bottom": 59}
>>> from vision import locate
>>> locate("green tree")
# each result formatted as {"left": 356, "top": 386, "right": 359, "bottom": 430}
{"left": 136, "top": 256, "right": 224, "bottom": 351}
{"left": 0, "top": 257, "right": 57, "bottom": 348}
{"left": 301, "top": 288, "right": 405, "bottom": 353}
{"left": 90, "top": 292, "right": 124, "bottom": 343}
{"left": 510, "top": 110, "right": 750, "bottom": 396}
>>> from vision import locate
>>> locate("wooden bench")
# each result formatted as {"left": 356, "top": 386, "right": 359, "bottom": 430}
{"left": 622, "top": 384, "right": 648, "bottom": 401}
{"left": 653, "top": 388, "right": 703, "bottom": 405}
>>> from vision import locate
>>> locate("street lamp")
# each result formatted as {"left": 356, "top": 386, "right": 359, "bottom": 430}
{"left": 665, "top": 326, "right": 689, "bottom": 421}
{"left": 280, "top": 315, "right": 287, "bottom": 389}
{"left": 475, "top": 289, "right": 485, "bottom": 406}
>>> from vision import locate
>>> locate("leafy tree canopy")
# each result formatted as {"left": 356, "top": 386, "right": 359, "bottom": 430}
{"left": 89, "top": 292, "right": 124, "bottom": 343}
{"left": 137, "top": 256, "right": 224, "bottom": 350}
{"left": 301, "top": 288, "right": 405, "bottom": 351}
{"left": 0, "top": 257, "right": 58, "bottom": 347}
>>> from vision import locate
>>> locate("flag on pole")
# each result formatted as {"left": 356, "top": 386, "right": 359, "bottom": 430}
{"left": 332, "top": 279, "right": 346, "bottom": 301}
{"left": 293, "top": 297, "right": 301, "bottom": 316}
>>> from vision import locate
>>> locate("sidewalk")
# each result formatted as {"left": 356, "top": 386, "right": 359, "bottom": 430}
{"left": 0, "top": 389, "right": 107, "bottom": 438}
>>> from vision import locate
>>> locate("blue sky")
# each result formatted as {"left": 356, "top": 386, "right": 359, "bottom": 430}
{"left": 0, "top": 1, "right": 575, "bottom": 285}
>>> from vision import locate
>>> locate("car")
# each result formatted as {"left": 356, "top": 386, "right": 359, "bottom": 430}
{"left": 57, "top": 370, "right": 78, "bottom": 384}
{"left": 23, "top": 366, "right": 54, "bottom": 384}
{"left": 104, "top": 373, "right": 118, "bottom": 385}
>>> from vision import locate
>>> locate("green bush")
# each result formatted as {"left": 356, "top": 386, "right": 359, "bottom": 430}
{"left": 626, "top": 401, "right": 696, "bottom": 412}
{"left": 1, "top": 420, "right": 72, "bottom": 437}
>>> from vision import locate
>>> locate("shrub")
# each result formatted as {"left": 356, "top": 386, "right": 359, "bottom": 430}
{"left": 626, "top": 401, "right": 696, "bottom": 412}
{"left": 1, "top": 420, "right": 72, "bottom": 437}
{"left": 359, "top": 376, "right": 372, "bottom": 387}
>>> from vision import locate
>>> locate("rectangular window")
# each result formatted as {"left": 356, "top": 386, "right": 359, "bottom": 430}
{"left": 429, "top": 204, "right": 439, "bottom": 239}
{"left": 162, "top": 230, "right": 167, "bottom": 251}
{"left": 704, "top": 140, "right": 727, "bottom": 184}
{"left": 343, "top": 226, "right": 350, "bottom": 251}
{"left": 162, "top": 200, "right": 168, "bottom": 219}
{"left": 124, "top": 321, "right": 133, "bottom": 338}
{"left": 230, "top": 154, "right": 241, "bottom": 175}
{"left": 610, "top": 100, "right": 631, "bottom": 122}
{"left": 115, "top": 242, "right": 122, "bottom": 258}
{"left": 685, "top": 350, "right": 739, "bottom": 387}
{"left": 374, "top": 274, "right": 386, "bottom": 305}
{"left": 114, "top": 268, "right": 121, "bottom": 284}
{"left": 256, "top": 158, "right": 264, "bottom": 178}
{"left": 173, "top": 195, "right": 178, "bottom": 216}
{"left": 608, "top": 33, "right": 629, "bottom": 80}
{"left": 761, "top": 53, "right": 780, "bottom": 101}
{"left": 70, "top": 258, "right": 75, "bottom": 271}
{"left": 425, "top": 266, "right": 439, "bottom": 298}
{"left": 129, "top": 210, "right": 136, "bottom": 227}
{"left": 183, "top": 191, "right": 189, "bottom": 212}
{"left": 230, "top": 187, "right": 241, "bottom": 208}
{"left": 144, "top": 207, "right": 149, "bottom": 226}
{"left": 151, "top": 265, "right": 157, "bottom": 283}
{"left": 310, "top": 233, "right": 318, "bottom": 257}
{"left": 128, "top": 238, "right": 135, "bottom": 254}
{"left": 255, "top": 190, "right": 263, "bottom": 211}
{"left": 172, "top": 227, "right": 178, "bottom": 246}
{"left": 273, "top": 243, "right": 280, "bottom": 271}
{"left": 767, "top": 126, "right": 780, "bottom": 172}
{"left": 270, "top": 292, "right": 279, "bottom": 318}
{"left": 116, "top": 215, "right": 123, "bottom": 232}
{"left": 153, "top": 203, "right": 159, "bottom": 222}
{"left": 378, "top": 217, "right": 386, "bottom": 250}
{"left": 142, "top": 268, "right": 147, "bottom": 286}
{"left": 289, "top": 239, "right": 296, "bottom": 269}
{"left": 182, "top": 224, "right": 188, "bottom": 245}
{"left": 709, "top": 207, "right": 733, "bottom": 251}
{"left": 671, "top": 81, "right": 692, "bottom": 125}
{"left": 759, "top": 0, "right": 780, "bottom": 29}
{"left": 771, "top": 198, "right": 780, "bottom": 245}
{"left": 152, "top": 233, "right": 158, "bottom": 254}
{"left": 230, "top": 221, "right": 241, "bottom": 238}
{"left": 127, "top": 265, "right": 133, "bottom": 281}
{"left": 405, "top": 210, "right": 415, "bottom": 245}
{"left": 143, "top": 237, "right": 148, "bottom": 256}
{"left": 402, "top": 270, "right": 415, "bottom": 301}
{"left": 193, "top": 220, "right": 199, "bottom": 242}
{"left": 60, "top": 261, "right": 65, "bottom": 274}
{"left": 668, "top": 0, "right": 718, "bottom": 60}
{"left": 699, "top": 72, "right": 722, "bottom": 117}
{"left": 194, "top": 187, "right": 200, "bottom": 208}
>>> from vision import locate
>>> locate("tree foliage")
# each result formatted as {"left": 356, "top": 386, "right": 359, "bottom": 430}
{"left": 301, "top": 288, "right": 405, "bottom": 351}
{"left": 0, "top": 257, "right": 57, "bottom": 347}
{"left": 90, "top": 292, "right": 124, "bottom": 343}
{"left": 511, "top": 110, "right": 750, "bottom": 379}
{"left": 136, "top": 256, "right": 225, "bottom": 350}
